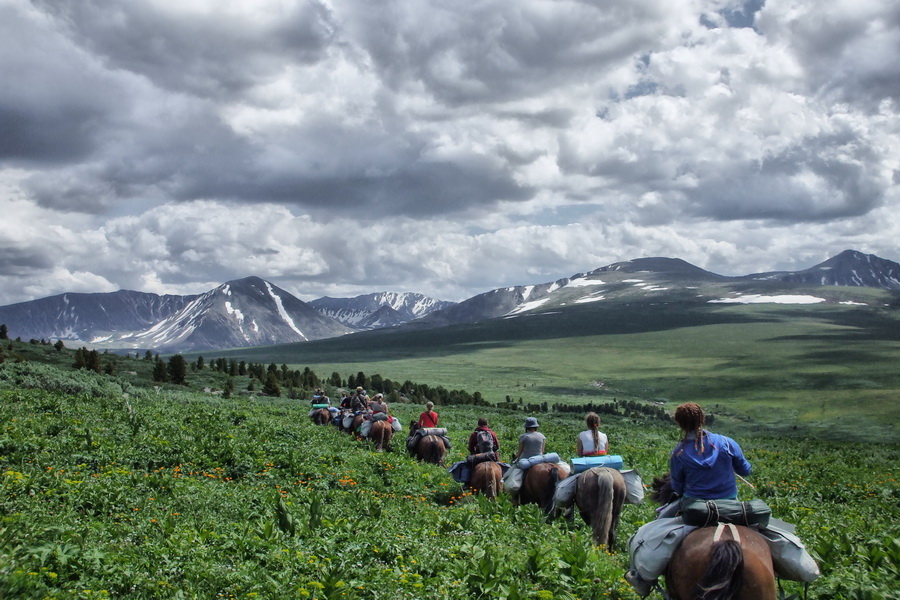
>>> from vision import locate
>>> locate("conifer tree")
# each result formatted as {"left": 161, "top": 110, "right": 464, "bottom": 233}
{"left": 152, "top": 358, "right": 169, "bottom": 383}
{"left": 0, "top": 324, "right": 7, "bottom": 340}
{"left": 263, "top": 372, "right": 281, "bottom": 397}
{"left": 87, "top": 350, "right": 101, "bottom": 373}
{"left": 168, "top": 355, "right": 188, "bottom": 385}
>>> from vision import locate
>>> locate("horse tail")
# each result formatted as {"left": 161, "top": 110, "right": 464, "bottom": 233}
{"left": 542, "top": 465, "right": 560, "bottom": 514}
{"left": 430, "top": 437, "right": 445, "bottom": 465}
{"left": 591, "top": 469, "right": 615, "bottom": 547}
{"left": 486, "top": 463, "right": 498, "bottom": 498}
{"left": 697, "top": 539, "right": 743, "bottom": 600}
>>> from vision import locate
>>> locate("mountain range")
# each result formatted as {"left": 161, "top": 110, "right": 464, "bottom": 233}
{"left": 0, "top": 249, "right": 897, "bottom": 353}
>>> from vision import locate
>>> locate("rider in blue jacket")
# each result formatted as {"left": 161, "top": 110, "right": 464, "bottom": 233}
{"left": 625, "top": 402, "right": 752, "bottom": 597}
{"left": 670, "top": 407, "right": 751, "bottom": 501}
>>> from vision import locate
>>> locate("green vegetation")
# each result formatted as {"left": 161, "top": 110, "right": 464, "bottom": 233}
{"left": 211, "top": 300, "right": 900, "bottom": 443}
{"left": 1, "top": 352, "right": 898, "bottom": 599}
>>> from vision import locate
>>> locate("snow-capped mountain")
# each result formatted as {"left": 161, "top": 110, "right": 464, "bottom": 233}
{"left": 750, "top": 250, "right": 900, "bottom": 288}
{"left": 310, "top": 292, "right": 455, "bottom": 329}
{"left": 1, "top": 250, "right": 896, "bottom": 353}
{"left": 0, "top": 277, "right": 352, "bottom": 353}
{"left": 416, "top": 251, "right": 900, "bottom": 328}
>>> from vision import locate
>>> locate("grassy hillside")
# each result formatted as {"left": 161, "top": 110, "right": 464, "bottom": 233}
{"left": 205, "top": 300, "right": 900, "bottom": 443}
{"left": 1, "top": 359, "right": 897, "bottom": 599}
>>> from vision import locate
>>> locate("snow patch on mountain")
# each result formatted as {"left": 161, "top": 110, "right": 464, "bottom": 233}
{"left": 265, "top": 281, "right": 306, "bottom": 340}
{"left": 565, "top": 277, "right": 605, "bottom": 287}
{"left": 709, "top": 294, "right": 826, "bottom": 304}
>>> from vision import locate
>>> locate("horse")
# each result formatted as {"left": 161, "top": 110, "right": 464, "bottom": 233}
{"left": 407, "top": 422, "right": 446, "bottom": 465}
{"left": 469, "top": 460, "right": 502, "bottom": 498}
{"left": 651, "top": 474, "right": 777, "bottom": 600}
{"left": 517, "top": 462, "right": 569, "bottom": 513}
{"left": 344, "top": 413, "right": 365, "bottom": 436}
{"left": 573, "top": 466, "right": 626, "bottom": 548}
{"left": 310, "top": 408, "right": 331, "bottom": 425}
{"left": 369, "top": 419, "right": 393, "bottom": 452}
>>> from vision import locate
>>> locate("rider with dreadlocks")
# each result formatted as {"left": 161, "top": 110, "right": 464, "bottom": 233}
{"left": 624, "top": 402, "right": 753, "bottom": 597}
{"left": 669, "top": 402, "right": 751, "bottom": 502}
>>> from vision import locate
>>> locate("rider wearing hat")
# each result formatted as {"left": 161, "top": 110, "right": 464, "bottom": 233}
{"left": 514, "top": 416, "right": 546, "bottom": 462}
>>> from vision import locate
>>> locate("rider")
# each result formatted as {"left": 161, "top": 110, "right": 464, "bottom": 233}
{"left": 417, "top": 401, "right": 439, "bottom": 428}
{"left": 515, "top": 416, "right": 545, "bottom": 461}
{"left": 467, "top": 417, "right": 500, "bottom": 457}
{"left": 625, "top": 402, "right": 752, "bottom": 597}
{"left": 576, "top": 412, "right": 608, "bottom": 456}
{"left": 369, "top": 393, "right": 389, "bottom": 421}
{"left": 350, "top": 386, "right": 369, "bottom": 413}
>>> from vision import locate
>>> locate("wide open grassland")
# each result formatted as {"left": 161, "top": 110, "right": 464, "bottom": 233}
{"left": 262, "top": 303, "right": 900, "bottom": 443}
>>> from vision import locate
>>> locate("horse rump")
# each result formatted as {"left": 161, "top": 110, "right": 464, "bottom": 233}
{"left": 697, "top": 539, "right": 743, "bottom": 600}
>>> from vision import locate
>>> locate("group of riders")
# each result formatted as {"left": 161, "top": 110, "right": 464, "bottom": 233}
{"left": 310, "top": 389, "right": 819, "bottom": 597}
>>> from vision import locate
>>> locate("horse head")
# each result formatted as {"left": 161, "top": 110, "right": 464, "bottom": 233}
{"left": 650, "top": 472, "right": 676, "bottom": 505}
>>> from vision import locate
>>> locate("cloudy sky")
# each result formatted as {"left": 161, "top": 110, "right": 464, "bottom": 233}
{"left": 1, "top": 0, "right": 898, "bottom": 306}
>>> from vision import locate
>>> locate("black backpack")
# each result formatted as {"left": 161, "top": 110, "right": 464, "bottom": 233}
{"left": 475, "top": 429, "right": 494, "bottom": 453}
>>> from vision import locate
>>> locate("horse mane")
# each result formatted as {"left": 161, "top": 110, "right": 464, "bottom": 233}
{"left": 650, "top": 473, "right": 676, "bottom": 505}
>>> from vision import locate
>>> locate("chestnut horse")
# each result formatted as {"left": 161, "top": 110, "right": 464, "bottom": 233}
{"left": 369, "top": 419, "right": 393, "bottom": 452}
{"left": 310, "top": 408, "right": 331, "bottom": 425}
{"left": 469, "top": 460, "right": 502, "bottom": 498}
{"left": 574, "top": 466, "right": 626, "bottom": 548}
{"left": 407, "top": 422, "right": 446, "bottom": 465}
{"left": 518, "top": 462, "right": 569, "bottom": 513}
{"left": 651, "top": 474, "right": 777, "bottom": 600}
{"left": 344, "top": 413, "right": 365, "bottom": 436}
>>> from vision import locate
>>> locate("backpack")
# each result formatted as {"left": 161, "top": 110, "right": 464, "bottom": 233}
{"left": 475, "top": 430, "right": 494, "bottom": 453}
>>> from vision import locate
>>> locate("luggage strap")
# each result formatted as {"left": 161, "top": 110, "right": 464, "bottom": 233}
{"left": 713, "top": 522, "right": 740, "bottom": 544}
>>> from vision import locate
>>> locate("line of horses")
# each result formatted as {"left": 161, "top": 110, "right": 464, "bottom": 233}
{"left": 311, "top": 408, "right": 778, "bottom": 599}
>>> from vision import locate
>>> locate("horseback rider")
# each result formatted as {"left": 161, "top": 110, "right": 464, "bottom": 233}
{"left": 418, "top": 401, "right": 439, "bottom": 428}
{"left": 625, "top": 402, "right": 752, "bottom": 597}
{"left": 515, "top": 416, "right": 546, "bottom": 461}
{"left": 350, "top": 386, "right": 369, "bottom": 413}
{"left": 576, "top": 412, "right": 608, "bottom": 457}
{"left": 369, "top": 393, "right": 389, "bottom": 421}
{"left": 467, "top": 417, "right": 500, "bottom": 459}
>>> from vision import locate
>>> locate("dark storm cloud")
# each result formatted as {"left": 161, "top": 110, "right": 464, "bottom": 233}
{"left": 0, "top": 3, "right": 124, "bottom": 165}
{"left": 30, "top": 0, "right": 338, "bottom": 99}
{"left": 1, "top": 0, "right": 898, "bottom": 308}
{"left": 346, "top": 0, "right": 679, "bottom": 105}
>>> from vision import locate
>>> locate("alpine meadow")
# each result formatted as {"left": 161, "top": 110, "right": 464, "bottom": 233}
{"left": 1, "top": 292, "right": 899, "bottom": 599}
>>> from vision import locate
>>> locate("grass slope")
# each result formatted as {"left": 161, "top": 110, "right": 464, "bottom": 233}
{"left": 1, "top": 362, "right": 897, "bottom": 599}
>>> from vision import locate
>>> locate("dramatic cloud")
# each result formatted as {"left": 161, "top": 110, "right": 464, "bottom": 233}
{"left": 0, "top": 0, "right": 898, "bottom": 306}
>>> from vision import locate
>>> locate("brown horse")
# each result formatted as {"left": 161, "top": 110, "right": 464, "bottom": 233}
{"left": 310, "top": 408, "right": 331, "bottom": 425}
{"left": 407, "top": 423, "right": 447, "bottom": 465}
{"left": 518, "top": 462, "right": 569, "bottom": 513}
{"left": 469, "top": 460, "right": 502, "bottom": 498}
{"left": 369, "top": 419, "right": 393, "bottom": 452}
{"left": 574, "top": 466, "right": 626, "bottom": 548}
{"left": 651, "top": 474, "right": 777, "bottom": 600}
{"left": 345, "top": 413, "right": 365, "bottom": 436}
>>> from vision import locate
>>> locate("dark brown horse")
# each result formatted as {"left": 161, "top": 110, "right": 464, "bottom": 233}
{"left": 574, "top": 466, "right": 626, "bottom": 548}
{"left": 369, "top": 419, "right": 393, "bottom": 452}
{"left": 469, "top": 460, "right": 502, "bottom": 498}
{"left": 407, "top": 422, "right": 446, "bottom": 465}
{"left": 651, "top": 474, "right": 777, "bottom": 600}
{"left": 344, "top": 413, "right": 365, "bottom": 436}
{"left": 310, "top": 408, "right": 331, "bottom": 425}
{"left": 517, "top": 462, "right": 569, "bottom": 513}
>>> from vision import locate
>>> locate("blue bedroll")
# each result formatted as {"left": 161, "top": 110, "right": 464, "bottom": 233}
{"left": 570, "top": 454, "right": 624, "bottom": 473}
